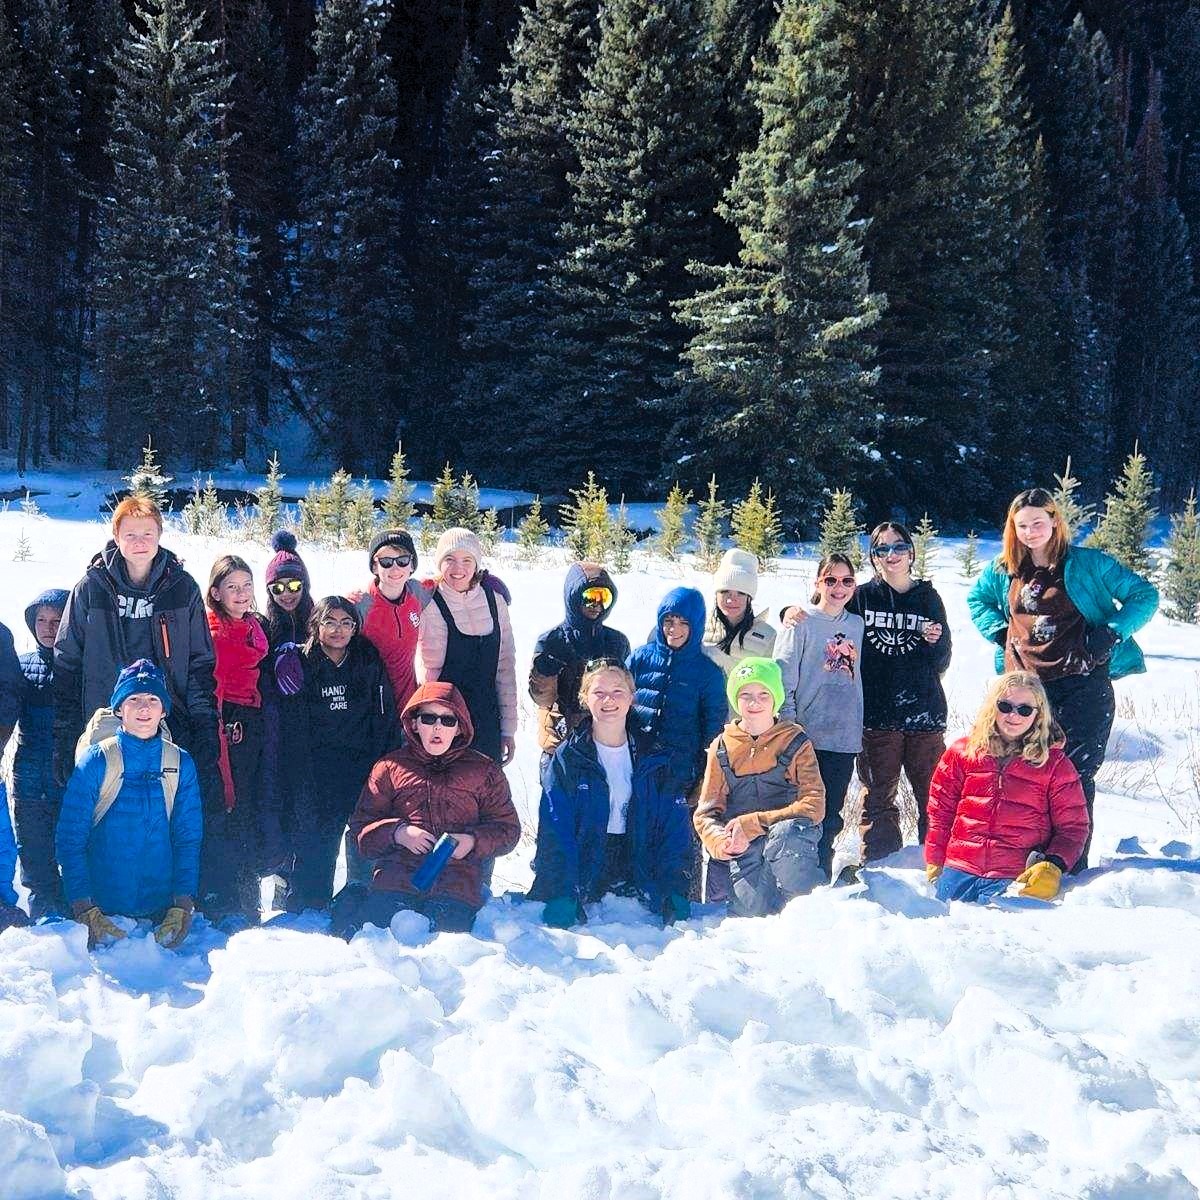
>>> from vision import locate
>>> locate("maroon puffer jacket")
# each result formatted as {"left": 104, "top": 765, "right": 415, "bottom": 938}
{"left": 925, "top": 738, "right": 1089, "bottom": 878}
{"left": 350, "top": 681, "right": 520, "bottom": 909}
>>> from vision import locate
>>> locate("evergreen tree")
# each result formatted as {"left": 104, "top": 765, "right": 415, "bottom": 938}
{"left": 1051, "top": 455, "right": 1095, "bottom": 541}
{"left": 457, "top": 0, "right": 599, "bottom": 483}
{"left": 346, "top": 479, "right": 379, "bottom": 549}
{"left": 654, "top": 483, "right": 691, "bottom": 561}
{"left": 448, "top": 470, "right": 483, "bottom": 530}
{"left": 561, "top": 471, "right": 614, "bottom": 562}
{"left": 692, "top": 474, "right": 727, "bottom": 572}
{"left": 611, "top": 498, "right": 637, "bottom": 571}
{"left": 517, "top": 496, "right": 550, "bottom": 561}
{"left": 730, "top": 478, "right": 783, "bottom": 568}
{"left": 291, "top": 0, "right": 410, "bottom": 473}
{"left": 320, "top": 468, "right": 356, "bottom": 546}
{"left": 428, "top": 463, "right": 457, "bottom": 535}
{"left": 477, "top": 505, "right": 502, "bottom": 553}
{"left": 182, "top": 475, "right": 227, "bottom": 537}
{"left": 1089, "top": 445, "right": 1157, "bottom": 574}
{"left": 253, "top": 451, "right": 285, "bottom": 542}
{"left": 94, "top": 0, "right": 251, "bottom": 465}
{"left": 124, "top": 438, "right": 173, "bottom": 508}
{"left": 541, "top": 0, "right": 727, "bottom": 494}
{"left": 382, "top": 441, "right": 415, "bottom": 528}
{"left": 818, "top": 488, "right": 864, "bottom": 569}
{"left": 957, "top": 530, "right": 981, "bottom": 579}
{"left": 911, "top": 513, "right": 939, "bottom": 580}
{"left": 674, "top": 0, "right": 881, "bottom": 524}
{"left": 1163, "top": 490, "right": 1200, "bottom": 622}
{"left": 0, "top": 3, "right": 28, "bottom": 451}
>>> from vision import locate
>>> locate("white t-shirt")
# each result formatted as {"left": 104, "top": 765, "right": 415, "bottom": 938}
{"left": 595, "top": 740, "right": 633, "bottom": 834}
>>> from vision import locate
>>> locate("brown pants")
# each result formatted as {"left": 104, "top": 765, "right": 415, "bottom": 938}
{"left": 857, "top": 729, "right": 946, "bottom": 862}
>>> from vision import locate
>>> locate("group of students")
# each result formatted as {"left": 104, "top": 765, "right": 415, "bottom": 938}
{"left": 0, "top": 483, "right": 1159, "bottom": 948}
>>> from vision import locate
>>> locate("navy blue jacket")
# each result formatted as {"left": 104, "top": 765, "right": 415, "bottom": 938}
{"left": 628, "top": 587, "right": 727, "bottom": 797}
{"left": 529, "top": 722, "right": 691, "bottom": 907}
{"left": 0, "top": 781, "right": 17, "bottom": 906}
{"left": 56, "top": 731, "right": 203, "bottom": 916}
{"left": 14, "top": 589, "right": 69, "bottom": 804}
{"left": 0, "top": 621, "right": 21, "bottom": 743}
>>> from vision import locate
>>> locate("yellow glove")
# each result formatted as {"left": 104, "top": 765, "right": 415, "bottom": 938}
{"left": 1015, "top": 860, "right": 1062, "bottom": 901}
{"left": 74, "top": 903, "right": 126, "bottom": 948}
{"left": 154, "top": 903, "right": 193, "bottom": 950}
{"left": 925, "top": 863, "right": 943, "bottom": 883}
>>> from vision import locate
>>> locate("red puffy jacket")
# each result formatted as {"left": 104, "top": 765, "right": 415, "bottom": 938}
{"left": 349, "top": 682, "right": 521, "bottom": 909}
{"left": 925, "top": 738, "right": 1089, "bottom": 878}
{"left": 357, "top": 582, "right": 424, "bottom": 710}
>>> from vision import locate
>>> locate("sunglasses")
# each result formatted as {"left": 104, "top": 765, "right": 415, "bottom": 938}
{"left": 996, "top": 699, "right": 1038, "bottom": 717}
{"left": 374, "top": 554, "right": 412, "bottom": 570}
{"left": 870, "top": 543, "right": 912, "bottom": 559}
{"left": 416, "top": 711, "right": 459, "bottom": 727}
{"left": 580, "top": 586, "right": 613, "bottom": 607}
{"left": 820, "top": 576, "right": 856, "bottom": 588}
{"left": 268, "top": 579, "right": 304, "bottom": 596}
{"left": 584, "top": 656, "right": 626, "bottom": 672}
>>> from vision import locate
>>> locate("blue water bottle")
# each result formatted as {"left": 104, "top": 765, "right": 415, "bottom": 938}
{"left": 412, "top": 833, "right": 457, "bottom": 892}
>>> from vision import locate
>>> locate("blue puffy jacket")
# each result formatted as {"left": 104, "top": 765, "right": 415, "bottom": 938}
{"left": 13, "top": 589, "right": 69, "bottom": 805}
{"left": 528, "top": 722, "right": 691, "bottom": 907}
{"left": 628, "top": 587, "right": 728, "bottom": 796}
{"left": 0, "top": 620, "right": 21, "bottom": 739}
{"left": 56, "top": 731, "right": 203, "bottom": 916}
{"left": 0, "top": 781, "right": 17, "bottom": 906}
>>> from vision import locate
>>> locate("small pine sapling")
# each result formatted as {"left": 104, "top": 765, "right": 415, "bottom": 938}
{"left": 562, "top": 473, "right": 613, "bottom": 563}
{"left": 451, "top": 471, "right": 483, "bottom": 531}
{"left": 517, "top": 497, "right": 550, "bottom": 562}
{"left": 693, "top": 475, "right": 727, "bottom": 572}
{"left": 13, "top": 529, "right": 32, "bottom": 561}
{"left": 322, "top": 469, "right": 355, "bottom": 546}
{"left": 478, "top": 506, "right": 502, "bottom": 553}
{"left": 957, "top": 530, "right": 981, "bottom": 579}
{"left": 298, "top": 483, "right": 325, "bottom": 543}
{"left": 382, "top": 442, "right": 415, "bottom": 528}
{"left": 818, "top": 488, "right": 864, "bottom": 568}
{"left": 1163, "top": 490, "right": 1200, "bottom": 623}
{"left": 254, "top": 453, "right": 285, "bottom": 542}
{"left": 1088, "top": 446, "right": 1157, "bottom": 574}
{"left": 346, "top": 479, "right": 379, "bottom": 549}
{"left": 654, "top": 483, "right": 692, "bottom": 561}
{"left": 611, "top": 498, "right": 637, "bottom": 572}
{"left": 19, "top": 490, "right": 42, "bottom": 519}
{"left": 125, "top": 437, "right": 173, "bottom": 509}
{"left": 428, "top": 463, "right": 457, "bottom": 536}
{"left": 912, "top": 513, "right": 939, "bottom": 580}
{"left": 731, "top": 479, "right": 783, "bottom": 569}
{"left": 182, "top": 476, "right": 226, "bottom": 537}
{"left": 1051, "top": 456, "right": 1094, "bottom": 541}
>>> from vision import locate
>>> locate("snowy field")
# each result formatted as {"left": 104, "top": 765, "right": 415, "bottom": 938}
{"left": 1, "top": 482, "right": 1199, "bottom": 1200}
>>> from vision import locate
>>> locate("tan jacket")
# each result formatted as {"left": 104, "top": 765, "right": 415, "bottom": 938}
{"left": 694, "top": 720, "right": 826, "bottom": 856}
{"left": 702, "top": 610, "right": 777, "bottom": 680}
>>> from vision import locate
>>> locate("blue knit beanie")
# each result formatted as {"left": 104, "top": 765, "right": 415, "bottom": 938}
{"left": 110, "top": 659, "right": 171, "bottom": 715}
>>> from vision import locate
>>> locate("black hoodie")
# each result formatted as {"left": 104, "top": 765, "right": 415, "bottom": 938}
{"left": 851, "top": 578, "right": 951, "bottom": 731}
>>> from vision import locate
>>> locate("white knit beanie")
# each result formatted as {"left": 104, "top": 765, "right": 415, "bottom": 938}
{"left": 436, "top": 526, "right": 484, "bottom": 570}
{"left": 713, "top": 548, "right": 759, "bottom": 598}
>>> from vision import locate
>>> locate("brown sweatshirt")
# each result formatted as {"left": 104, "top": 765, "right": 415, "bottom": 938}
{"left": 694, "top": 719, "right": 826, "bottom": 857}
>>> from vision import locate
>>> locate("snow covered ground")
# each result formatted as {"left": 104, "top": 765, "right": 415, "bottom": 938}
{"left": 1, "top": 487, "right": 1199, "bottom": 1200}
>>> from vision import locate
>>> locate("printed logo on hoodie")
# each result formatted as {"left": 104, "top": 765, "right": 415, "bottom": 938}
{"left": 118, "top": 595, "right": 154, "bottom": 620}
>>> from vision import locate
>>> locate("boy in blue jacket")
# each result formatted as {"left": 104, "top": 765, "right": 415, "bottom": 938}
{"left": 56, "top": 660, "right": 203, "bottom": 949}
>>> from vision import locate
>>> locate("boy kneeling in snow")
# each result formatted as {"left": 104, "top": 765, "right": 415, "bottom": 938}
{"left": 56, "top": 660, "right": 203, "bottom": 948}
{"left": 694, "top": 658, "right": 826, "bottom": 917}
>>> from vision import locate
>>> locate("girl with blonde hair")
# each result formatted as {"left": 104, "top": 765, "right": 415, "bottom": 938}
{"left": 924, "top": 671, "right": 1089, "bottom": 904}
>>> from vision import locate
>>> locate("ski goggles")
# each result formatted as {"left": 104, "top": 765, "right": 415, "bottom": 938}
{"left": 996, "top": 699, "right": 1037, "bottom": 717}
{"left": 267, "top": 579, "right": 304, "bottom": 596}
{"left": 580, "top": 586, "right": 613, "bottom": 608}
{"left": 416, "top": 712, "right": 459, "bottom": 727}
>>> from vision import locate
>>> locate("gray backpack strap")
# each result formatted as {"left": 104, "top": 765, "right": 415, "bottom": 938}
{"left": 160, "top": 741, "right": 181, "bottom": 820}
{"left": 93, "top": 738, "right": 124, "bottom": 825}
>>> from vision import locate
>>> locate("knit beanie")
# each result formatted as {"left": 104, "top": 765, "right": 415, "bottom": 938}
{"left": 110, "top": 658, "right": 172, "bottom": 715}
{"left": 265, "top": 530, "right": 310, "bottom": 588}
{"left": 368, "top": 528, "right": 418, "bottom": 575}
{"left": 435, "top": 527, "right": 484, "bottom": 571}
{"left": 726, "top": 656, "right": 784, "bottom": 715}
{"left": 714, "top": 548, "right": 759, "bottom": 599}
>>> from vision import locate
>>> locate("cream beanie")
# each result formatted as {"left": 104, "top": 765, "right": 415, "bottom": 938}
{"left": 435, "top": 526, "right": 484, "bottom": 570}
{"left": 713, "top": 548, "right": 759, "bottom": 599}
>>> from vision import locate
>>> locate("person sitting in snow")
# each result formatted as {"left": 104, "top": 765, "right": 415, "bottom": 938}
{"left": 341, "top": 681, "right": 520, "bottom": 935}
{"left": 694, "top": 658, "right": 826, "bottom": 917}
{"left": 529, "top": 660, "right": 693, "bottom": 927}
{"left": 925, "top": 671, "right": 1089, "bottom": 904}
{"left": 55, "top": 660, "right": 203, "bottom": 949}
{"left": 529, "top": 561, "right": 630, "bottom": 755}
{"left": 12, "top": 589, "right": 70, "bottom": 918}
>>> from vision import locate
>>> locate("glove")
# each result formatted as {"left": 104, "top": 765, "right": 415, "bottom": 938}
{"left": 1015, "top": 860, "right": 1062, "bottom": 901}
{"left": 0, "top": 901, "right": 30, "bottom": 933}
{"left": 989, "top": 626, "right": 1009, "bottom": 647}
{"left": 1084, "top": 623, "right": 1119, "bottom": 665}
{"left": 925, "top": 863, "right": 943, "bottom": 883}
{"left": 74, "top": 902, "right": 126, "bottom": 948}
{"left": 542, "top": 896, "right": 581, "bottom": 929}
{"left": 273, "top": 643, "right": 304, "bottom": 696}
{"left": 154, "top": 899, "right": 194, "bottom": 950}
{"left": 661, "top": 893, "right": 690, "bottom": 926}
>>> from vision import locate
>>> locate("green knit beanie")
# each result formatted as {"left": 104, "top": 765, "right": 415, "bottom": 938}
{"left": 726, "top": 656, "right": 785, "bottom": 714}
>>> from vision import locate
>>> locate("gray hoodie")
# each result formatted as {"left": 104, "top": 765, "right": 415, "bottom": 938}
{"left": 775, "top": 605, "right": 865, "bottom": 753}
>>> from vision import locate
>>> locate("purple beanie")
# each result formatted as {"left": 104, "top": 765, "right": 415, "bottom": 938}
{"left": 265, "top": 530, "right": 309, "bottom": 587}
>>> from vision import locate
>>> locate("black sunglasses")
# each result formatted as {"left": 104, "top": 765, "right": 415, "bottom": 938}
{"left": 996, "top": 699, "right": 1037, "bottom": 717}
{"left": 375, "top": 554, "right": 412, "bottom": 570}
{"left": 416, "top": 711, "right": 459, "bottom": 727}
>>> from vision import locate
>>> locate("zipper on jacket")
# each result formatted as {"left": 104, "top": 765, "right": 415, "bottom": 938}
{"left": 158, "top": 613, "right": 172, "bottom": 659}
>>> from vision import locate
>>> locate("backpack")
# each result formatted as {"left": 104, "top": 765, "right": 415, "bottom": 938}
{"left": 74, "top": 708, "right": 180, "bottom": 826}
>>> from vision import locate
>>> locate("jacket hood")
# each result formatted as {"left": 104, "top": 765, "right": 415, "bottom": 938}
{"left": 651, "top": 586, "right": 707, "bottom": 655}
{"left": 564, "top": 561, "right": 618, "bottom": 630}
{"left": 24, "top": 588, "right": 69, "bottom": 637}
{"left": 401, "top": 681, "right": 475, "bottom": 764}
